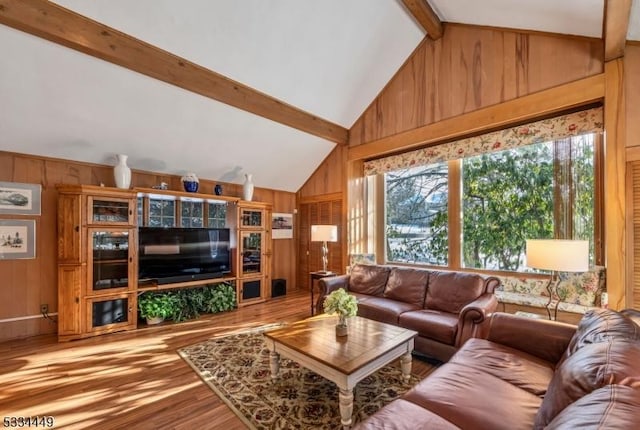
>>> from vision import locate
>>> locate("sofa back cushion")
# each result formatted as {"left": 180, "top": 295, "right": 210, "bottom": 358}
{"left": 425, "top": 271, "right": 485, "bottom": 314}
{"left": 564, "top": 309, "right": 640, "bottom": 362}
{"left": 383, "top": 268, "right": 429, "bottom": 307}
{"left": 545, "top": 385, "right": 640, "bottom": 429}
{"left": 348, "top": 264, "right": 390, "bottom": 296}
{"left": 533, "top": 341, "right": 640, "bottom": 429}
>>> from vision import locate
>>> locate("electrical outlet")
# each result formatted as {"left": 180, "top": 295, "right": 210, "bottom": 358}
{"left": 40, "top": 304, "right": 49, "bottom": 314}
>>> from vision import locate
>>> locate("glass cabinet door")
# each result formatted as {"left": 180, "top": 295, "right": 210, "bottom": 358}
{"left": 89, "top": 229, "right": 133, "bottom": 293}
{"left": 240, "top": 231, "right": 263, "bottom": 276}
{"left": 88, "top": 197, "right": 134, "bottom": 225}
{"left": 181, "top": 199, "right": 204, "bottom": 227}
{"left": 240, "top": 208, "right": 264, "bottom": 228}
{"left": 148, "top": 197, "right": 176, "bottom": 227}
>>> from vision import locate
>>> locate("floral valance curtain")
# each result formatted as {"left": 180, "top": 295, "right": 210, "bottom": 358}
{"left": 363, "top": 107, "right": 603, "bottom": 176}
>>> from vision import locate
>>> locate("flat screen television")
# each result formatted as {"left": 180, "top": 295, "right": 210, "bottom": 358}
{"left": 138, "top": 227, "right": 231, "bottom": 285}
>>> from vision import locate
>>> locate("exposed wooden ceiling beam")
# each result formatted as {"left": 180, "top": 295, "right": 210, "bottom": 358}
{"left": 0, "top": 0, "right": 348, "bottom": 144}
{"left": 603, "top": 0, "right": 632, "bottom": 61}
{"left": 401, "top": 0, "right": 443, "bottom": 40}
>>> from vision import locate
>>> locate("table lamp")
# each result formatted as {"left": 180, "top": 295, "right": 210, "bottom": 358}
{"left": 526, "top": 239, "right": 589, "bottom": 319}
{"left": 311, "top": 225, "right": 338, "bottom": 273}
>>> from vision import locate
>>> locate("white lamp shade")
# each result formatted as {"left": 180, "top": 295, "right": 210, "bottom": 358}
{"left": 311, "top": 225, "right": 338, "bottom": 242}
{"left": 526, "top": 239, "right": 589, "bottom": 272}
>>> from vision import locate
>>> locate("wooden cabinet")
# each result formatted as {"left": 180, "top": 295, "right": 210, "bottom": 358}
{"left": 235, "top": 202, "right": 272, "bottom": 306}
{"left": 57, "top": 184, "right": 272, "bottom": 340}
{"left": 57, "top": 185, "right": 138, "bottom": 341}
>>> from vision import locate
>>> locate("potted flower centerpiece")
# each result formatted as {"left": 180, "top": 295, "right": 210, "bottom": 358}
{"left": 323, "top": 288, "right": 358, "bottom": 336}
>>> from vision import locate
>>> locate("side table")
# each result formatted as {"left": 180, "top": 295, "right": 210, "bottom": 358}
{"left": 309, "top": 271, "right": 336, "bottom": 316}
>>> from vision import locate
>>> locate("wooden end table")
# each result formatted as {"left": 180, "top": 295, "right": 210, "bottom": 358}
{"left": 263, "top": 315, "right": 417, "bottom": 429}
{"left": 309, "top": 271, "right": 336, "bottom": 315}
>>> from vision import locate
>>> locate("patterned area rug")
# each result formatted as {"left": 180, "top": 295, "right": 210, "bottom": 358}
{"left": 178, "top": 326, "right": 431, "bottom": 429}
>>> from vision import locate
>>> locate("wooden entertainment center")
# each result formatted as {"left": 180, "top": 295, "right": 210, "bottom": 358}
{"left": 56, "top": 184, "right": 272, "bottom": 341}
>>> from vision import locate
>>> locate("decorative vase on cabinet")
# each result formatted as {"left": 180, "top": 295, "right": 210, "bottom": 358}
{"left": 113, "top": 154, "right": 132, "bottom": 189}
{"left": 181, "top": 173, "right": 199, "bottom": 193}
{"left": 243, "top": 174, "right": 254, "bottom": 201}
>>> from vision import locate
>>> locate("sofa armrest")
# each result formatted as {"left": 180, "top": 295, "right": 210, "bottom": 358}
{"left": 456, "top": 293, "right": 498, "bottom": 346}
{"left": 485, "top": 312, "right": 576, "bottom": 364}
{"left": 316, "top": 275, "right": 350, "bottom": 314}
{"left": 483, "top": 276, "right": 501, "bottom": 294}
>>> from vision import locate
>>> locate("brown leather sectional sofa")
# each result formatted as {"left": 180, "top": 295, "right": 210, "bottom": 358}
{"left": 317, "top": 264, "right": 500, "bottom": 361}
{"left": 356, "top": 309, "right": 640, "bottom": 430}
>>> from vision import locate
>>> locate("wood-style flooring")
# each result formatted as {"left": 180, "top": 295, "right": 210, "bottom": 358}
{"left": 0, "top": 290, "right": 435, "bottom": 429}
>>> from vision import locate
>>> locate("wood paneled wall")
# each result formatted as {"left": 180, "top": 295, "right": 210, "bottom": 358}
{"left": 350, "top": 24, "right": 603, "bottom": 146}
{"left": 0, "top": 151, "right": 296, "bottom": 341}
{"left": 298, "top": 145, "right": 347, "bottom": 198}
{"left": 625, "top": 45, "right": 640, "bottom": 149}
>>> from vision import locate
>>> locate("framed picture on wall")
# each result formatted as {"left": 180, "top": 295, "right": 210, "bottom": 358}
{"left": 0, "top": 181, "right": 41, "bottom": 215}
{"left": 0, "top": 219, "right": 36, "bottom": 259}
{"left": 272, "top": 213, "right": 293, "bottom": 239}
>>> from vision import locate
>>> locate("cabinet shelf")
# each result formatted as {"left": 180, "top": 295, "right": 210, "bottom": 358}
{"left": 138, "top": 276, "right": 236, "bottom": 292}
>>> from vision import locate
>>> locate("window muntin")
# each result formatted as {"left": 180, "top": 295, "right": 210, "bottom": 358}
{"left": 181, "top": 200, "right": 204, "bottom": 228}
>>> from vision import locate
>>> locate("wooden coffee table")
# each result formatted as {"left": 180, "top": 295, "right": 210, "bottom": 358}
{"left": 263, "top": 315, "right": 417, "bottom": 429}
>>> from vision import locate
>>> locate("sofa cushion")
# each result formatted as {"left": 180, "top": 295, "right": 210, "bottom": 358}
{"left": 545, "top": 385, "right": 640, "bottom": 429}
{"left": 534, "top": 341, "right": 640, "bottom": 429}
{"left": 399, "top": 310, "right": 458, "bottom": 346}
{"left": 357, "top": 297, "right": 420, "bottom": 325}
{"left": 383, "top": 267, "right": 429, "bottom": 307}
{"left": 564, "top": 308, "right": 640, "bottom": 361}
{"left": 349, "top": 264, "right": 390, "bottom": 296}
{"left": 449, "top": 338, "right": 555, "bottom": 396}
{"left": 353, "top": 399, "right": 461, "bottom": 430}
{"left": 404, "top": 362, "right": 542, "bottom": 430}
{"left": 425, "top": 271, "right": 484, "bottom": 314}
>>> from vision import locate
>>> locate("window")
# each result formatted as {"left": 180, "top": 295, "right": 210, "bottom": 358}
{"left": 461, "top": 134, "right": 596, "bottom": 271}
{"left": 385, "top": 163, "right": 448, "bottom": 265}
{"left": 373, "top": 108, "right": 603, "bottom": 274}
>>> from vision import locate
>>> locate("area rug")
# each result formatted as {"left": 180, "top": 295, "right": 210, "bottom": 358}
{"left": 178, "top": 326, "right": 433, "bottom": 429}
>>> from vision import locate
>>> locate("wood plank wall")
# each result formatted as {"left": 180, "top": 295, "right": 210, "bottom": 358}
{"left": 349, "top": 24, "right": 603, "bottom": 146}
{"left": 625, "top": 45, "right": 640, "bottom": 309}
{"left": 0, "top": 151, "right": 296, "bottom": 341}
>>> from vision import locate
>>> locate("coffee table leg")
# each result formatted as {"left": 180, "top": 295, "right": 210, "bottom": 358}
{"left": 400, "top": 351, "right": 412, "bottom": 381}
{"left": 339, "top": 388, "right": 353, "bottom": 429}
{"left": 269, "top": 351, "right": 280, "bottom": 380}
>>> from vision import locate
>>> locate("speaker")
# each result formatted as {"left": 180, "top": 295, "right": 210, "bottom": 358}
{"left": 272, "top": 278, "right": 286, "bottom": 298}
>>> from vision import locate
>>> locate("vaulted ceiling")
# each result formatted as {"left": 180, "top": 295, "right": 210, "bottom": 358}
{"left": 0, "top": 0, "right": 637, "bottom": 192}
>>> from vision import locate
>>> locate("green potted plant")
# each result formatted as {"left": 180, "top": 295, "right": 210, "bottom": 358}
{"left": 323, "top": 288, "right": 358, "bottom": 336}
{"left": 138, "top": 292, "right": 175, "bottom": 325}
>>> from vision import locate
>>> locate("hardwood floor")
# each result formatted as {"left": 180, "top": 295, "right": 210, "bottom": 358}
{"left": 0, "top": 290, "right": 435, "bottom": 429}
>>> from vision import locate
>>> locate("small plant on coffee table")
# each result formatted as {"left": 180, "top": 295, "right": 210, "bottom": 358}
{"left": 323, "top": 288, "right": 358, "bottom": 336}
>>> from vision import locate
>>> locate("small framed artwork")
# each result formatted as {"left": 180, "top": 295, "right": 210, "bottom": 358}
{"left": 0, "top": 219, "right": 36, "bottom": 259}
{"left": 272, "top": 213, "right": 293, "bottom": 239}
{"left": 0, "top": 181, "right": 41, "bottom": 215}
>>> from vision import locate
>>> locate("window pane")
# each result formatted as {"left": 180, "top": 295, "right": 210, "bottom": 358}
{"left": 461, "top": 134, "right": 596, "bottom": 272}
{"left": 385, "top": 163, "right": 448, "bottom": 265}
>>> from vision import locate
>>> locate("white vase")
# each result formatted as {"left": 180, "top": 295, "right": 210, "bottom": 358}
{"left": 113, "top": 154, "right": 131, "bottom": 189}
{"left": 243, "top": 173, "right": 254, "bottom": 201}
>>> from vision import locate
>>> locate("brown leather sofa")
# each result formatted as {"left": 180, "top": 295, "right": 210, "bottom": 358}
{"left": 355, "top": 308, "right": 640, "bottom": 430}
{"left": 317, "top": 264, "right": 500, "bottom": 361}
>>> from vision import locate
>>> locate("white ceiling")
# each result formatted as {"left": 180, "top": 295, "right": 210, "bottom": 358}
{"left": 0, "top": 0, "right": 637, "bottom": 193}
